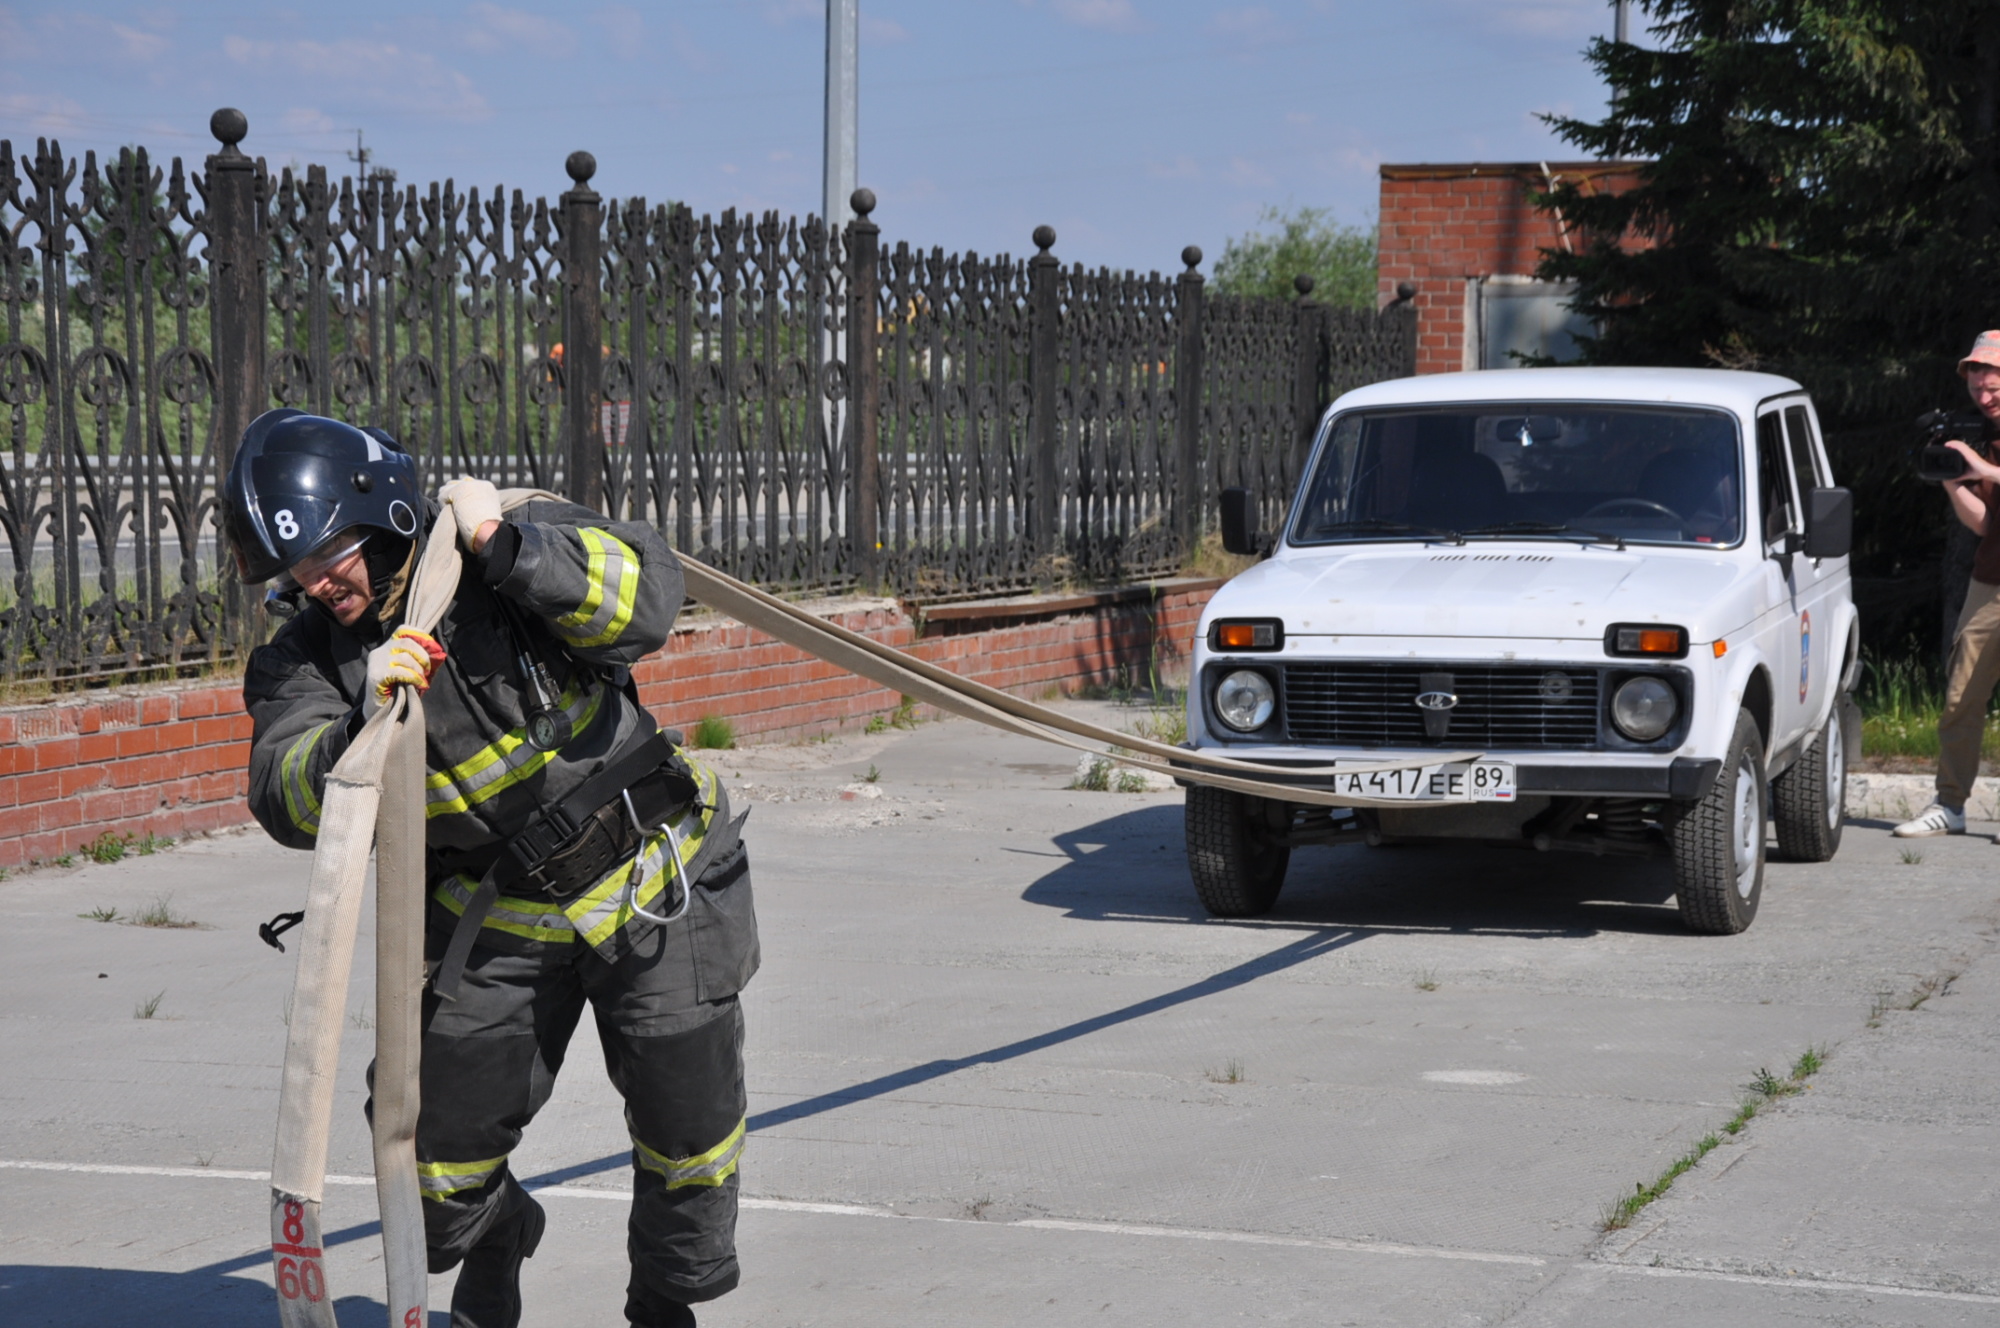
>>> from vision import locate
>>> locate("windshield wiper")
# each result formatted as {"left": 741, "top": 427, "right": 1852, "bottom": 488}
{"left": 1308, "top": 519, "right": 1465, "bottom": 544}
{"left": 1460, "top": 521, "right": 1627, "bottom": 551}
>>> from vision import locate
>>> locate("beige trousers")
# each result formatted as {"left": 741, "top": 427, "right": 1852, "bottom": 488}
{"left": 1938, "top": 577, "right": 2000, "bottom": 809}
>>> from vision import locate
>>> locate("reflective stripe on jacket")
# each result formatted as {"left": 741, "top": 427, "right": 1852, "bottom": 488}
{"left": 243, "top": 498, "right": 688, "bottom": 959}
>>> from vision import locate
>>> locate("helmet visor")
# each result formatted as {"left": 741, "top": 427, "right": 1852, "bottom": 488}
{"left": 281, "top": 528, "right": 371, "bottom": 591}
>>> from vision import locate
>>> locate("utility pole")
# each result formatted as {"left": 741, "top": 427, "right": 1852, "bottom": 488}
{"left": 1613, "top": 0, "right": 1630, "bottom": 43}
{"left": 824, "top": 0, "right": 858, "bottom": 232}
{"left": 348, "top": 129, "right": 397, "bottom": 188}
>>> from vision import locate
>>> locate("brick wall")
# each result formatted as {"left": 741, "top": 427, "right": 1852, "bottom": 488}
{"left": 0, "top": 578, "right": 1220, "bottom": 870}
{"left": 1376, "top": 161, "right": 1646, "bottom": 375}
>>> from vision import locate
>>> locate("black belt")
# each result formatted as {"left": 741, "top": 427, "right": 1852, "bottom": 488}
{"left": 433, "top": 729, "right": 688, "bottom": 1001}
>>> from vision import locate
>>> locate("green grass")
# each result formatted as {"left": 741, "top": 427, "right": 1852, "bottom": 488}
{"left": 1070, "top": 756, "right": 1114, "bottom": 791}
{"left": 1206, "top": 1058, "right": 1246, "bottom": 1085}
{"left": 83, "top": 832, "right": 130, "bottom": 865}
{"left": 134, "top": 991, "right": 165, "bottom": 1020}
{"left": 130, "top": 894, "right": 197, "bottom": 929}
{"left": 1601, "top": 1046, "right": 1828, "bottom": 1230}
{"left": 79, "top": 905, "right": 120, "bottom": 923}
{"left": 690, "top": 714, "right": 736, "bottom": 750}
{"left": 1859, "top": 652, "right": 2000, "bottom": 763}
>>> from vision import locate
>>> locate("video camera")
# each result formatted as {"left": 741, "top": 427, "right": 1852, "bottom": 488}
{"left": 1917, "top": 409, "right": 1997, "bottom": 481}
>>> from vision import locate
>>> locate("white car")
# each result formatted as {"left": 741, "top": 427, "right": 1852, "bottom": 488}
{"left": 1185, "top": 367, "right": 1857, "bottom": 934}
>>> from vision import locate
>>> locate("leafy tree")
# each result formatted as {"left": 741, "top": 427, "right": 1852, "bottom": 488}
{"left": 1538, "top": 2, "right": 2000, "bottom": 658}
{"left": 1211, "top": 206, "right": 1377, "bottom": 309}
{"left": 1539, "top": 2, "right": 2000, "bottom": 425}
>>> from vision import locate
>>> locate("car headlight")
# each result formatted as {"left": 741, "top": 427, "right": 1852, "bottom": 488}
{"left": 1215, "top": 669, "right": 1276, "bottom": 733}
{"left": 1611, "top": 676, "right": 1678, "bottom": 742}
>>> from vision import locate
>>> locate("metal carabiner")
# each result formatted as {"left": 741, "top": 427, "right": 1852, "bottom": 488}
{"left": 620, "top": 788, "right": 692, "bottom": 925}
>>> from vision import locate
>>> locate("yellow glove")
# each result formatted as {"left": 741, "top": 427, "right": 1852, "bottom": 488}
{"left": 438, "top": 476, "right": 503, "bottom": 554}
{"left": 366, "top": 628, "right": 447, "bottom": 711}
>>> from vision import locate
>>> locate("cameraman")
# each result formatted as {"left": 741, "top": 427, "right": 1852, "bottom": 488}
{"left": 1897, "top": 331, "right": 2000, "bottom": 837}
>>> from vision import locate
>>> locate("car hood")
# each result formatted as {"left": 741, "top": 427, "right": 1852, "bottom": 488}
{"left": 1210, "top": 543, "right": 1753, "bottom": 642}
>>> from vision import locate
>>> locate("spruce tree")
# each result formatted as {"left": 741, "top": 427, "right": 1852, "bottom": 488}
{"left": 1541, "top": 1, "right": 2000, "bottom": 425}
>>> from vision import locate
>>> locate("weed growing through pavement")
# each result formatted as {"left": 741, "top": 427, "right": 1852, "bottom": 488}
{"left": 134, "top": 991, "right": 165, "bottom": 1020}
{"left": 84, "top": 832, "right": 131, "bottom": 864}
{"left": 1070, "top": 756, "right": 1114, "bottom": 791}
{"left": 690, "top": 714, "right": 736, "bottom": 750}
{"left": 860, "top": 764, "right": 881, "bottom": 783}
{"left": 1900, "top": 847, "right": 1925, "bottom": 865}
{"left": 52, "top": 853, "right": 74, "bottom": 868}
{"left": 1113, "top": 769, "right": 1150, "bottom": 793}
{"left": 1600, "top": 1045, "right": 1828, "bottom": 1230}
{"left": 1415, "top": 969, "right": 1440, "bottom": 992}
{"left": 130, "top": 894, "right": 197, "bottom": 929}
{"left": 1207, "top": 1058, "right": 1246, "bottom": 1085}
{"left": 280, "top": 993, "right": 294, "bottom": 1028}
{"left": 79, "top": 905, "right": 120, "bottom": 923}
{"left": 349, "top": 1003, "right": 374, "bottom": 1031}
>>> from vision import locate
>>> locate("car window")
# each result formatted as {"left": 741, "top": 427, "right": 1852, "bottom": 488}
{"left": 1782, "top": 404, "right": 1824, "bottom": 489}
{"left": 1756, "top": 411, "right": 1798, "bottom": 542}
{"left": 1290, "top": 404, "right": 1743, "bottom": 546}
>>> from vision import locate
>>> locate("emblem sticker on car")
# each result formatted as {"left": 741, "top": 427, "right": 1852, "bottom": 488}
{"left": 1799, "top": 609, "right": 1811, "bottom": 702}
{"left": 1414, "top": 691, "right": 1458, "bottom": 711}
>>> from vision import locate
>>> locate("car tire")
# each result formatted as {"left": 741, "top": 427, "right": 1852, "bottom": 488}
{"left": 1668, "top": 708, "right": 1766, "bottom": 935}
{"left": 1772, "top": 695, "right": 1850, "bottom": 863}
{"left": 1184, "top": 784, "right": 1291, "bottom": 917}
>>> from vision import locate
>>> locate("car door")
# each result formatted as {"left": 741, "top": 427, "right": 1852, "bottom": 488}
{"left": 1752, "top": 405, "right": 1811, "bottom": 752}
{"left": 1781, "top": 400, "right": 1844, "bottom": 728}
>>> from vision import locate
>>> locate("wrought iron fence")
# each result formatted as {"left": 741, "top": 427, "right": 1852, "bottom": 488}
{"left": 0, "top": 110, "right": 1416, "bottom": 685}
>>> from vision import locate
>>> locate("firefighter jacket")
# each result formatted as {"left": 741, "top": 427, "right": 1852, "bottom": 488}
{"left": 243, "top": 499, "right": 741, "bottom": 968}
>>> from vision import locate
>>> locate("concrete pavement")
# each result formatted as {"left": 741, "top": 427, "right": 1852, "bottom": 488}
{"left": 2, "top": 701, "right": 1996, "bottom": 1325}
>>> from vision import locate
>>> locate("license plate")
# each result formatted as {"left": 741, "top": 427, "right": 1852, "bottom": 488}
{"left": 1327, "top": 759, "right": 1516, "bottom": 803}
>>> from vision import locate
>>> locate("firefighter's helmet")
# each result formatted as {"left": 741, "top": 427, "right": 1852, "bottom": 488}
{"left": 221, "top": 409, "right": 421, "bottom": 584}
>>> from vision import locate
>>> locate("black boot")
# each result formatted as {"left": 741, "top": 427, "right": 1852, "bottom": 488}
{"left": 624, "top": 1281, "right": 697, "bottom": 1327}
{"left": 450, "top": 1189, "right": 546, "bottom": 1328}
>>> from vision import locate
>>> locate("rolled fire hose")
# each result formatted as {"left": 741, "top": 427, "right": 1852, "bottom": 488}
{"left": 268, "top": 491, "right": 546, "bottom": 1328}
{"left": 267, "top": 498, "right": 1479, "bottom": 1327}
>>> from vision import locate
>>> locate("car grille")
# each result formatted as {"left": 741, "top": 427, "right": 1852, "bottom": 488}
{"left": 1280, "top": 663, "right": 1601, "bottom": 750}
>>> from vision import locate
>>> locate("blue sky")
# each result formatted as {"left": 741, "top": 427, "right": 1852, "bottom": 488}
{"left": 2, "top": 1, "right": 1621, "bottom": 272}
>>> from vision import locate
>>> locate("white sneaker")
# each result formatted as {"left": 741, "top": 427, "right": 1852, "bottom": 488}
{"left": 1893, "top": 803, "right": 1966, "bottom": 837}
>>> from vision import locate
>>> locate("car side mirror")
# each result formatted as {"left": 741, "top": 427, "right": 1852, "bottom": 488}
{"left": 1803, "top": 486, "right": 1853, "bottom": 560}
{"left": 1219, "top": 487, "right": 1260, "bottom": 556}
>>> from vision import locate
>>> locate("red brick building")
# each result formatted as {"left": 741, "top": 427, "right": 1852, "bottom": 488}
{"left": 1376, "top": 161, "right": 1648, "bottom": 375}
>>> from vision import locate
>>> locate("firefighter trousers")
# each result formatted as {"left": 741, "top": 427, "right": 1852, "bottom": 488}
{"left": 367, "top": 851, "right": 752, "bottom": 1308}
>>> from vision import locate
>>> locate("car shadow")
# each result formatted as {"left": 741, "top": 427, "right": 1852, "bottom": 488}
{"left": 1018, "top": 803, "right": 1686, "bottom": 936}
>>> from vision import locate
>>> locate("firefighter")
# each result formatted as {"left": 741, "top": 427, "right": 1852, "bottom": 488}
{"left": 225, "top": 409, "right": 756, "bottom": 1328}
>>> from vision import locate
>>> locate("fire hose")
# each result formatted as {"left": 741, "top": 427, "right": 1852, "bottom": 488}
{"left": 267, "top": 493, "right": 1473, "bottom": 1326}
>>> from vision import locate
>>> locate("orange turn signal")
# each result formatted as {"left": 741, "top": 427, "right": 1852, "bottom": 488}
{"left": 1211, "top": 619, "right": 1283, "bottom": 652}
{"left": 1712, "top": 639, "right": 1728, "bottom": 658}
{"left": 1604, "top": 623, "right": 1689, "bottom": 658}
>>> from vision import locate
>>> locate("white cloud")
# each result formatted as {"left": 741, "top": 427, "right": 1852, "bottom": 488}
{"left": 1478, "top": 1, "right": 1603, "bottom": 38}
{"left": 1211, "top": 6, "right": 1287, "bottom": 47}
{"left": 863, "top": 14, "right": 911, "bottom": 43}
{"left": 281, "top": 106, "right": 338, "bottom": 135}
{"left": 221, "top": 36, "right": 491, "bottom": 122}
{"left": 1050, "top": 0, "right": 1145, "bottom": 33}
{"left": 1223, "top": 156, "right": 1275, "bottom": 188}
{"left": 463, "top": 3, "right": 576, "bottom": 56}
{"left": 592, "top": 5, "right": 646, "bottom": 56}
{"left": 1148, "top": 154, "right": 1200, "bottom": 180}
{"left": 0, "top": 90, "right": 95, "bottom": 138}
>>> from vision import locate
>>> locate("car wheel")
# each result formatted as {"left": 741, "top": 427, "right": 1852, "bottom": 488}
{"left": 1184, "top": 784, "right": 1291, "bottom": 917}
{"left": 1668, "top": 708, "right": 1766, "bottom": 935}
{"left": 1772, "top": 695, "right": 1849, "bottom": 863}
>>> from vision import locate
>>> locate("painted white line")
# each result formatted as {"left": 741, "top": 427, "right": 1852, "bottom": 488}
{"left": 0, "top": 1159, "right": 377, "bottom": 1186}
{"left": 1018, "top": 1218, "right": 1545, "bottom": 1266}
{"left": 0, "top": 1159, "right": 1541, "bottom": 1267}
{"left": 1599, "top": 1262, "right": 2000, "bottom": 1305}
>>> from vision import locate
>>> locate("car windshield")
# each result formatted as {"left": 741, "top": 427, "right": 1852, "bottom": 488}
{"left": 1289, "top": 404, "right": 1743, "bottom": 548}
